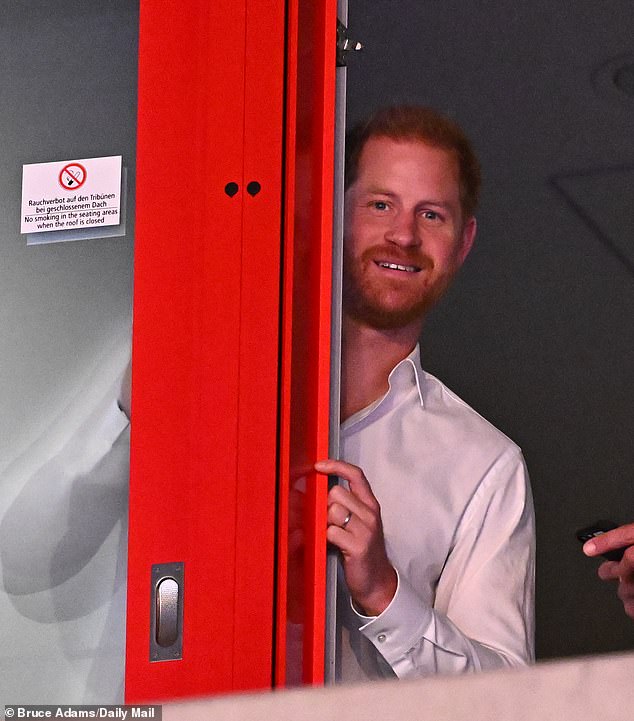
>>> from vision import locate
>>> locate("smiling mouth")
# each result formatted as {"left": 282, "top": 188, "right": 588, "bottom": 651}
{"left": 375, "top": 260, "right": 421, "bottom": 273}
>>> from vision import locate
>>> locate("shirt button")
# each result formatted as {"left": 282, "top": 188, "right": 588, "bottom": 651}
{"left": 377, "top": 633, "right": 387, "bottom": 643}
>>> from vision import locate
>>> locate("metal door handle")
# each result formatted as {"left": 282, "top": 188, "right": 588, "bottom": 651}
{"left": 156, "top": 577, "right": 179, "bottom": 647}
{"left": 150, "top": 562, "right": 184, "bottom": 661}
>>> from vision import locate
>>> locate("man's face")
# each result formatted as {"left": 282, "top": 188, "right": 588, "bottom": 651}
{"left": 343, "top": 136, "right": 476, "bottom": 330}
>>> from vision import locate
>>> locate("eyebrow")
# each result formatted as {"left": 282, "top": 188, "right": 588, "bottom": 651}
{"left": 362, "top": 187, "right": 452, "bottom": 211}
{"left": 364, "top": 187, "right": 396, "bottom": 197}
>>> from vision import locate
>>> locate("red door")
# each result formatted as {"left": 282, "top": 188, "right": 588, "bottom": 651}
{"left": 126, "top": 0, "right": 337, "bottom": 701}
{"left": 126, "top": 0, "right": 285, "bottom": 701}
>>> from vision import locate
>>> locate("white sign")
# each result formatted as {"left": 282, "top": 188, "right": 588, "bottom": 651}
{"left": 21, "top": 155, "right": 122, "bottom": 234}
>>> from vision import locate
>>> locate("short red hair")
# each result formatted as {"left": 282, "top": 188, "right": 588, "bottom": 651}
{"left": 345, "top": 105, "right": 481, "bottom": 218}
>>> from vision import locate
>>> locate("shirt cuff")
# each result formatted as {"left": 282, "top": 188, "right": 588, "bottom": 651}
{"left": 351, "top": 570, "right": 433, "bottom": 666}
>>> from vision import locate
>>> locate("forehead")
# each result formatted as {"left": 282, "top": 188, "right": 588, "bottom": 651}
{"left": 354, "top": 136, "right": 460, "bottom": 196}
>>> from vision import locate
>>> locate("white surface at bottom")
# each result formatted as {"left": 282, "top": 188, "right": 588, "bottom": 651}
{"left": 163, "top": 651, "right": 634, "bottom": 721}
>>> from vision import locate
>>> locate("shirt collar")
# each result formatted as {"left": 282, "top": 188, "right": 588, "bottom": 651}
{"left": 389, "top": 344, "right": 425, "bottom": 409}
{"left": 342, "top": 344, "right": 425, "bottom": 431}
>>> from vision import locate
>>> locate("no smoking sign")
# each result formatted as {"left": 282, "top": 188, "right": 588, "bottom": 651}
{"left": 21, "top": 155, "right": 122, "bottom": 236}
{"left": 59, "top": 162, "right": 87, "bottom": 190}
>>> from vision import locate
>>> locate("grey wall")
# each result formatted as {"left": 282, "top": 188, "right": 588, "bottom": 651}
{"left": 346, "top": 1, "right": 634, "bottom": 659}
{"left": 0, "top": 0, "right": 138, "bottom": 702}
{"left": 0, "top": 0, "right": 137, "bottom": 467}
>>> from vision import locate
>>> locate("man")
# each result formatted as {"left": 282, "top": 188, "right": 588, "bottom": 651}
{"left": 315, "top": 106, "right": 535, "bottom": 680}
{"left": 583, "top": 524, "right": 634, "bottom": 619}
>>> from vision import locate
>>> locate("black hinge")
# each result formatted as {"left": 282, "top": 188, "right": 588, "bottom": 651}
{"left": 336, "top": 19, "right": 363, "bottom": 67}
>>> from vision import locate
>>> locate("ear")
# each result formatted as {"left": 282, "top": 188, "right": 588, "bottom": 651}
{"left": 457, "top": 216, "right": 477, "bottom": 265}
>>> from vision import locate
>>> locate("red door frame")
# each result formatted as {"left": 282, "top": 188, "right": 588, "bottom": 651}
{"left": 276, "top": 0, "right": 338, "bottom": 687}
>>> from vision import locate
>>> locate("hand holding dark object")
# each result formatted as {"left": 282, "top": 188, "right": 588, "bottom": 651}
{"left": 576, "top": 520, "right": 625, "bottom": 562}
{"left": 582, "top": 522, "right": 634, "bottom": 620}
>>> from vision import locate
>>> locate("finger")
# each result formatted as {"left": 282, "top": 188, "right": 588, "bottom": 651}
{"left": 597, "top": 560, "right": 620, "bottom": 581}
{"left": 327, "top": 484, "right": 374, "bottom": 524}
{"left": 617, "top": 578, "right": 634, "bottom": 603}
{"left": 623, "top": 602, "right": 634, "bottom": 620}
{"left": 583, "top": 523, "right": 634, "bottom": 557}
{"left": 316, "top": 459, "right": 376, "bottom": 507}
{"left": 620, "top": 545, "right": 634, "bottom": 577}
{"left": 613, "top": 568, "right": 634, "bottom": 619}
{"left": 326, "top": 523, "right": 361, "bottom": 555}
{"left": 327, "top": 501, "right": 354, "bottom": 529}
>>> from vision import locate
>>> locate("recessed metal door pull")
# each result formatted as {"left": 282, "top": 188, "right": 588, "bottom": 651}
{"left": 150, "top": 562, "right": 184, "bottom": 661}
{"left": 156, "top": 577, "right": 179, "bottom": 647}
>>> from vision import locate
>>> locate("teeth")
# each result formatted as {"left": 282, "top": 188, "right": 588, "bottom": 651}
{"left": 378, "top": 261, "right": 418, "bottom": 272}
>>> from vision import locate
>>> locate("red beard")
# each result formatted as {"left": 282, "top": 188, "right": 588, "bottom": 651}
{"left": 342, "top": 244, "right": 454, "bottom": 329}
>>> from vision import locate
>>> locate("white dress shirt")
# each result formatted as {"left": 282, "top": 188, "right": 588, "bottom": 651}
{"left": 339, "top": 345, "right": 535, "bottom": 681}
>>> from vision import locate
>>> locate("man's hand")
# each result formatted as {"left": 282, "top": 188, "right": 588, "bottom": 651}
{"left": 584, "top": 523, "right": 634, "bottom": 620}
{"left": 315, "top": 458, "right": 397, "bottom": 616}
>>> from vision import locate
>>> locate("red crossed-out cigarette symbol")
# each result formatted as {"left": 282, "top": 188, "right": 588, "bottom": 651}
{"left": 59, "top": 163, "right": 87, "bottom": 190}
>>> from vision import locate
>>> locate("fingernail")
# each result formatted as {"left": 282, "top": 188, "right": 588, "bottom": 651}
{"left": 583, "top": 541, "right": 596, "bottom": 556}
{"left": 314, "top": 461, "right": 329, "bottom": 471}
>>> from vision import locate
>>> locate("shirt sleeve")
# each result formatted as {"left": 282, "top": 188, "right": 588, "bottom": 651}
{"left": 352, "top": 448, "right": 535, "bottom": 678}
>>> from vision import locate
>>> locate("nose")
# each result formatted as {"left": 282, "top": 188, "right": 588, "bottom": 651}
{"left": 384, "top": 210, "right": 419, "bottom": 248}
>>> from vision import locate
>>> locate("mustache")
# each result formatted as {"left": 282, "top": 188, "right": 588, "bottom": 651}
{"left": 358, "top": 244, "right": 433, "bottom": 269}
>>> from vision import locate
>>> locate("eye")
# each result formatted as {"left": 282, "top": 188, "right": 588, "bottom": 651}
{"left": 370, "top": 200, "right": 390, "bottom": 211}
{"left": 420, "top": 210, "right": 440, "bottom": 221}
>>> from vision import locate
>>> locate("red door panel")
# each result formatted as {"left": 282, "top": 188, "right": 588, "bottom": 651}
{"left": 127, "top": 0, "right": 284, "bottom": 702}
{"left": 233, "top": 0, "right": 286, "bottom": 691}
{"left": 128, "top": 0, "right": 334, "bottom": 700}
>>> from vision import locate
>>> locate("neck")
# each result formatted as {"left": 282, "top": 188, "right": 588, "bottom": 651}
{"left": 340, "top": 313, "right": 423, "bottom": 421}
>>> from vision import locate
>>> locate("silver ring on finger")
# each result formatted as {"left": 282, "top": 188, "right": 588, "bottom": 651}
{"left": 341, "top": 512, "right": 352, "bottom": 529}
